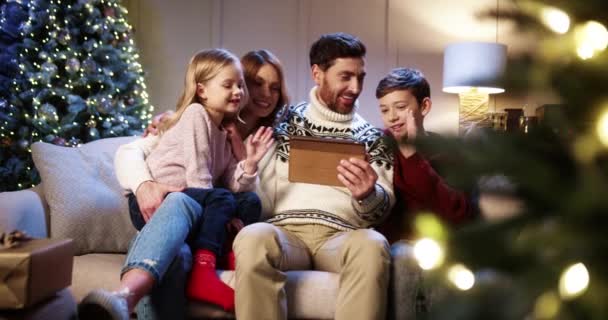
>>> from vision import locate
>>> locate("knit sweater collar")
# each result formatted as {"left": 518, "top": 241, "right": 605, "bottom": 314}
{"left": 307, "top": 86, "right": 357, "bottom": 124}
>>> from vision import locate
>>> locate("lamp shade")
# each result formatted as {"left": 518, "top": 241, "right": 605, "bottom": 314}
{"left": 442, "top": 42, "right": 507, "bottom": 94}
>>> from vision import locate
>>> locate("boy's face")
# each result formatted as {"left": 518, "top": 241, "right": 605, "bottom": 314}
{"left": 378, "top": 89, "right": 428, "bottom": 140}
{"left": 313, "top": 57, "right": 366, "bottom": 114}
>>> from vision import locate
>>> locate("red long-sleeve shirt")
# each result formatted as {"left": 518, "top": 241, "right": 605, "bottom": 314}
{"left": 377, "top": 136, "right": 474, "bottom": 243}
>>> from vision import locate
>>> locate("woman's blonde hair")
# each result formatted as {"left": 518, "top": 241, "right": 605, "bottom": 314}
{"left": 158, "top": 48, "right": 246, "bottom": 133}
{"left": 241, "top": 49, "right": 290, "bottom": 127}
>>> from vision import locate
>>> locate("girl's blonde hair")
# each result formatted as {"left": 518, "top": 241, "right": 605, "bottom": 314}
{"left": 241, "top": 50, "right": 290, "bottom": 127}
{"left": 158, "top": 48, "right": 247, "bottom": 133}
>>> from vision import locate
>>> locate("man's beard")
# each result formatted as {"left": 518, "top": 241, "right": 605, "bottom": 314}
{"left": 318, "top": 79, "right": 355, "bottom": 114}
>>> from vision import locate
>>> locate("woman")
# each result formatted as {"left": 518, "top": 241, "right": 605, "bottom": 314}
{"left": 79, "top": 49, "right": 290, "bottom": 320}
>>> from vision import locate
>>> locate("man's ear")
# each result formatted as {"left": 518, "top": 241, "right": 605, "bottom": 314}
{"left": 420, "top": 97, "right": 432, "bottom": 117}
{"left": 196, "top": 83, "right": 206, "bottom": 100}
{"left": 311, "top": 64, "right": 323, "bottom": 86}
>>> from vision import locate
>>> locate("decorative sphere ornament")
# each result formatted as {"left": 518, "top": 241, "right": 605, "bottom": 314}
{"left": 49, "top": 30, "right": 58, "bottom": 39}
{"left": 83, "top": 57, "right": 97, "bottom": 74}
{"left": 88, "top": 128, "right": 100, "bottom": 140}
{"left": 102, "top": 119, "right": 112, "bottom": 128}
{"left": 86, "top": 119, "right": 97, "bottom": 128}
{"left": 127, "top": 97, "right": 135, "bottom": 105}
{"left": 19, "top": 21, "right": 32, "bottom": 34}
{"left": 65, "top": 58, "right": 81, "bottom": 74}
{"left": 68, "top": 137, "right": 81, "bottom": 146}
{"left": 96, "top": 99, "right": 114, "bottom": 114}
{"left": 103, "top": 68, "right": 113, "bottom": 77}
{"left": 52, "top": 137, "right": 66, "bottom": 146}
{"left": 39, "top": 72, "right": 52, "bottom": 85}
{"left": 18, "top": 126, "right": 29, "bottom": 137}
{"left": 38, "top": 51, "right": 49, "bottom": 60}
{"left": 1, "top": 137, "right": 12, "bottom": 147}
{"left": 39, "top": 103, "right": 57, "bottom": 120}
{"left": 103, "top": 7, "right": 116, "bottom": 17}
{"left": 41, "top": 61, "right": 58, "bottom": 77}
{"left": 17, "top": 139, "right": 30, "bottom": 150}
{"left": 57, "top": 29, "right": 71, "bottom": 45}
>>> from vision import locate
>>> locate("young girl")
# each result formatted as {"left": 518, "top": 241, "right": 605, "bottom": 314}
{"left": 79, "top": 49, "right": 274, "bottom": 318}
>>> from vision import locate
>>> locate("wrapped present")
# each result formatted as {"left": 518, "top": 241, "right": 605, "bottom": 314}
{"left": 0, "top": 237, "right": 74, "bottom": 309}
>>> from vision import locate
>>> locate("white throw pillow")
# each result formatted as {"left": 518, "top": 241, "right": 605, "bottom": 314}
{"left": 31, "top": 136, "right": 138, "bottom": 255}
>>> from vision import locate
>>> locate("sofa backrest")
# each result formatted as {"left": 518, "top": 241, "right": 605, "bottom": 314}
{"left": 31, "top": 136, "right": 139, "bottom": 255}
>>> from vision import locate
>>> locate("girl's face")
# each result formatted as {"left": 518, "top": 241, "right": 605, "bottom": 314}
{"left": 246, "top": 63, "right": 281, "bottom": 118}
{"left": 198, "top": 63, "right": 245, "bottom": 117}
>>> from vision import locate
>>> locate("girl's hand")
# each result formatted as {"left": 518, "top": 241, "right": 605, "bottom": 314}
{"left": 243, "top": 126, "right": 274, "bottom": 174}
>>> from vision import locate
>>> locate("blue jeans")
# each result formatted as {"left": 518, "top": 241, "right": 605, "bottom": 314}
{"left": 123, "top": 190, "right": 261, "bottom": 320}
{"left": 128, "top": 188, "right": 261, "bottom": 256}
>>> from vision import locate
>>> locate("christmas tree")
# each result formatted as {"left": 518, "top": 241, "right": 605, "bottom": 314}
{"left": 405, "top": 1, "right": 608, "bottom": 319}
{"left": 0, "top": 0, "right": 153, "bottom": 191}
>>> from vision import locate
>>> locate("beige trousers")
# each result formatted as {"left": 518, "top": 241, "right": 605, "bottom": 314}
{"left": 233, "top": 222, "right": 391, "bottom": 320}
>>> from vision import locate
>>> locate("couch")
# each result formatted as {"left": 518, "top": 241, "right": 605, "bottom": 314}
{"left": 0, "top": 136, "right": 433, "bottom": 320}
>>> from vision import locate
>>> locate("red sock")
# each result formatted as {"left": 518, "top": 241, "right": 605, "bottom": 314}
{"left": 225, "top": 250, "right": 236, "bottom": 270}
{"left": 186, "top": 249, "right": 235, "bottom": 311}
{"left": 221, "top": 231, "right": 237, "bottom": 270}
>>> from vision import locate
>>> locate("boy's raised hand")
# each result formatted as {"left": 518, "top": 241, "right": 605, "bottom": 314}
{"left": 243, "top": 126, "right": 274, "bottom": 174}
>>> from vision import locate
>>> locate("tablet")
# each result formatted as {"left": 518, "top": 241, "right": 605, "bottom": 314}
{"left": 289, "top": 135, "right": 366, "bottom": 186}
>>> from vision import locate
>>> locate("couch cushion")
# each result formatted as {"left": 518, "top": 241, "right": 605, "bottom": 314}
{"left": 31, "top": 137, "right": 138, "bottom": 255}
{"left": 72, "top": 253, "right": 338, "bottom": 319}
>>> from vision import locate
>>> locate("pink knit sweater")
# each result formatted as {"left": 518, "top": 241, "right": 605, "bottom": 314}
{"left": 145, "top": 103, "right": 257, "bottom": 192}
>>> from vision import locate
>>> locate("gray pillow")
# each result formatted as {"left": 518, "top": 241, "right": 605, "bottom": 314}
{"left": 32, "top": 136, "right": 138, "bottom": 255}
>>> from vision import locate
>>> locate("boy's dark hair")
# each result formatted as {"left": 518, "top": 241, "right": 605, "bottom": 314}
{"left": 375, "top": 67, "right": 430, "bottom": 105}
{"left": 309, "top": 32, "right": 366, "bottom": 71}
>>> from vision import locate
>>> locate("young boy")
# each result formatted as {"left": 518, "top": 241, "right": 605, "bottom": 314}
{"left": 375, "top": 67, "right": 476, "bottom": 242}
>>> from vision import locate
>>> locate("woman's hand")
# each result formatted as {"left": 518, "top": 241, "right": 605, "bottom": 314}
{"left": 143, "top": 110, "right": 174, "bottom": 137}
{"left": 243, "top": 126, "right": 274, "bottom": 174}
{"left": 223, "top": 121, "right": 246, "bottom": 160}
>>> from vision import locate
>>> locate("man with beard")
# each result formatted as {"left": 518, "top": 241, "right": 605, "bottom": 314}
{"left": 233, "top": 32, "right": 395, "bottom": 320}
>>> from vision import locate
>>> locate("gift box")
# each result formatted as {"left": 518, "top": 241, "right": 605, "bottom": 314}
{"left": 0, "top": 238, "right": 74, "bottom": 309}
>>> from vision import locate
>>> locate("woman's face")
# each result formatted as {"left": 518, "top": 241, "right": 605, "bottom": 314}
{"left": 246, "top": 63, "right": 281, "bottom": 118}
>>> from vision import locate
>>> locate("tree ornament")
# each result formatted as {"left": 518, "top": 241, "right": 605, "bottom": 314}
{"left": 103, "top": 7, "right": 116, "bottom": 18}
{"left": 88, "top": 128, "right": 100, "bottom": 140}
{"left": 96, "top": 99, "right": 113, "bottom": 114}
{"left": 57, "top": 29, "right": 71, "bottom": 45}
{"left": 52, "top": 137, "right": 66, "bottom": 146}
{"left": 65, "top": 58, "right": 80, "bottom": 74}
{"left": 38, "top": 51, "right": 49, "bottom": 60}
{"left": 41, "top": 61, "right": 58, "bottom": 77}
{"left": 39, "top": 103, "right": 57, "bottom": 120}
{"left": 17, "top": 139, "right": 29, "bottom": 150}
{"left": 1, "top": 137, "right": 12, "bottom": 147}
{"left": 85, "top": 119, "right": 97, "bottom": 128}
{"left": 68, "top": 137, "right": 81, "bottom": 146}
{"left": 83, "top": 57, "right": 97, "bottom": 74}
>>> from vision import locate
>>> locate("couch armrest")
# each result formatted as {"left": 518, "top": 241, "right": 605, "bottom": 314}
{"left": 0, "top": 184, "right": 49, "bottom": 237}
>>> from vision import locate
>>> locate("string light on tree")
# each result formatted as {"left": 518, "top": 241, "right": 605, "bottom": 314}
{"left": 597, "top": 107, "right": 608, "bottom": 147}
{"left": 447, "top": 264, "right": 475, "bottom": 291}
{"left": 558, "top": 263, "right": 590, "bottom": 299}
{"left": 413, "top": 238, "right": 445, "bottom": 270}
{"left": 574, "top": 21, "right": 608, "bottom": 60}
